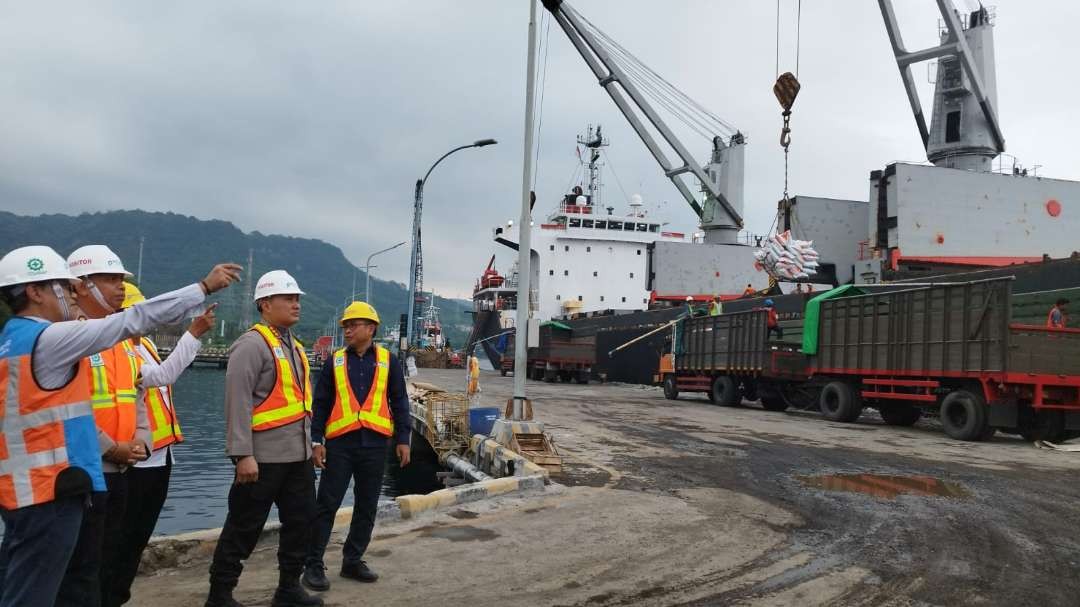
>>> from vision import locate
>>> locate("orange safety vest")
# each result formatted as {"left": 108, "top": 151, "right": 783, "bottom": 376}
{"left": 89, "top": 339, "right": 141, "bottom": 443}
{"left": 0, "top": 317, "right": 106, "bottom": 509}
{"left": 325, "top": 345, "right": 393, "bottom": 439}
{"left": 1047, "top": 306, "right": 1066, "bottom": 329}
{"left": 250, "top": 324, "right": 312, "bottom": 432}
{"left": 138, "top": 338, "right": 184, "bottom": 450}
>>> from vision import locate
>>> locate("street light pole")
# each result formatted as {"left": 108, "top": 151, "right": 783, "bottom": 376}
{"left": 364, "top": 241, "right": 406, "bottom": 303}
{"left": 406, "top": 138, "right": 498, "bottom": 353}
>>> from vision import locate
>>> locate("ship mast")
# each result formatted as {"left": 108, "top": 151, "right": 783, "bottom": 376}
{"left": 576, "top": 124, "right": 608, "bottom": 208}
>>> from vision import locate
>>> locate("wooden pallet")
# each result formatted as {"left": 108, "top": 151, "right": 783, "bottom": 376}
{"left": 511, "top": 432, "right": 563, "bottom": 473}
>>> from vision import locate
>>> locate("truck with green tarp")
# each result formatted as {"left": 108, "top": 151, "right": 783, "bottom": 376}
{"left": 658, "top": 277, "right": 1080, "bottom": 441}
{"left": 501, "top": 321, "right": 595, "bottom": 383}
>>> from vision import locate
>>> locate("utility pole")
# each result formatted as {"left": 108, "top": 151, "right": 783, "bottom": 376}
{"left": 136, "top": 236, "right": 145, "bottom": 285}
{"left": 240, "top": 248, "right": 254, "bottom": 330}
{"left": 511, "top": 0, "right": 538, "bottom": 421}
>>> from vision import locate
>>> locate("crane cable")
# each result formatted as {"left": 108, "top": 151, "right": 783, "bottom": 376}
{"left": 774, "top": 0, "right": 803, "bottom": 233}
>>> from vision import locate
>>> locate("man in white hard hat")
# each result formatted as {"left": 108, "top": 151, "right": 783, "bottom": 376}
{"left": 61, "top": 245, "right": 152, "bottom": 607}
{"left": 0, "top": 245, "right": 241, "bottom": 607}
{"left": 206, "top": 270, "right": 321, "bottom": 607}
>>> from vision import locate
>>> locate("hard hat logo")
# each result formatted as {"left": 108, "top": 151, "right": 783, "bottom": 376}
{"left": 26, "top": 258, "right": 44, "bottom": 273}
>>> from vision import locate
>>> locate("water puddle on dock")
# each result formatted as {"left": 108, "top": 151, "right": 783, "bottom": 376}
{"left": 798, "top": 474, "right": 970, "bottom": 500}
{"left": 419, "top": 524, "right": 500, "bottom": 542}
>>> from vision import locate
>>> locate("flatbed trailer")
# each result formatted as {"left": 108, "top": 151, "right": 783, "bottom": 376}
{"left": 659, "top": 278, "right": 1080, "bottom": 441}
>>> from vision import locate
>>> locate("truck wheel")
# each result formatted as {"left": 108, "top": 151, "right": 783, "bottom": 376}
{"left": 940, "top": 390, "right": 990, "bottom": 441}
{"left": 711, "top": 375, "right": 740, "bottom": 407}
{"left": 819, "top": 381, "right": 863, "bottom": 422}
{"left": 878, "top": 404, "right": 922, "bottom": 427}
{"left": 663, "top": 375, "right": 679, "bottom": 400}
{"left": 543, "top": 369, "right": 557, "bottom": 383}
{"left": 575, "top": 371, "right": 589, "bottom": 385}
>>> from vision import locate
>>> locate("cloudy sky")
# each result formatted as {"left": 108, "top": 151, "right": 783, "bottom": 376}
{"left": 1, "top": 1, "right": 1076, "bottom": 298}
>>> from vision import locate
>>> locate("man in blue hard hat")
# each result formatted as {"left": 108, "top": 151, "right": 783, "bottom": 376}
{"left": 764, "top": 299, "right": 783, "bottom": 340}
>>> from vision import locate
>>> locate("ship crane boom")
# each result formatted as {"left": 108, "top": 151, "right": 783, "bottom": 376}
{"left": 541, "top": 0, "right": 746, "bottom": 244}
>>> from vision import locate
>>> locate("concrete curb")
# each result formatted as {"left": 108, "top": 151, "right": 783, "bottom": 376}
{"left": 470, "top": 435, "right": 550, "bottom": 479}
{"left": 140, "top": 475, "right": 543, "bottom": 574}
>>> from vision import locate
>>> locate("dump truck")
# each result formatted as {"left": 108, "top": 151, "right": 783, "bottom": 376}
{"left": 658, "top": 278, "right": 1080, "bottom": 441}
{"left": 501, "top": 321, "right": 596, "bottom": 384}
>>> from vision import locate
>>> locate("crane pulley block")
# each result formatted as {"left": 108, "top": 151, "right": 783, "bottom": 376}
{"left": 773, "top": 72, "right": 801, "bottom": 112}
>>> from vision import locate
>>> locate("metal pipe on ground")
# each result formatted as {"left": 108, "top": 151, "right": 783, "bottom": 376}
{"left": 443, "top": 453, "right": 494, "bottom": 483}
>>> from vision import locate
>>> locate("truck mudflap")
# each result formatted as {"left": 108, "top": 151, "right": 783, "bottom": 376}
{"left": 987, "top": 397, "right": 1019, "bottom": 429}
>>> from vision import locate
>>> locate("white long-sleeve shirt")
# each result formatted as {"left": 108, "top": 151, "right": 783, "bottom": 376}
{"left": 25, "top": 284, "right": 206, "bottom": 469}
{"left": 134, "top": 331, "right": 202, "bottom": 468}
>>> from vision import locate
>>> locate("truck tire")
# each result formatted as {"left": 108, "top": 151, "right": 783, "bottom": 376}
{"left": 878, "top": 404, "right": 922, "bottom": 427}
{"left": 663, "top": 375, "right": 679, "bottom": 400}
{"left": 940, "top": 390, "right": 990, "bottom": 441}
{"left": 819, "top": 381, "right": 863, "bottom": 422}
{"left": 576, "top": 371, "right": 589, "bottom": 385}
{"left": 711, "top": 375, "right": 740, "bottom": 407}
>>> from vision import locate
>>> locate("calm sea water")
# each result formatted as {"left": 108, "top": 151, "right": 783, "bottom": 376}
{"left": 158, "top": 367, "right": 442, "bottom": 535}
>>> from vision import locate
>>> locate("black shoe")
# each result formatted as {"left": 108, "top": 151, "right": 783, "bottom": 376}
{"left": 270, "top": 583, "right": 324, "bottom": 607}
{"left": 204, "top": 585, "right": 245, "bottom": 607}
{"left": 301, "top": 563, "right": 330, "bottom": 592}
{"left": 340, "top": 560, "right": 378, "bottom": 583}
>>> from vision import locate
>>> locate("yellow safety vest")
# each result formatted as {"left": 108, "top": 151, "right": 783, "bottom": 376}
{"left": 325, "top": 345, "right": 393, "bottom": 439}
{"left": 249, "top": 324, "right": 312, "bottom": 432}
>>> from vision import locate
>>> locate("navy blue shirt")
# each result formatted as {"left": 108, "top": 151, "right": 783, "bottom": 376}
{"left": 311, "top": 345, "right": 411, "bottom": 447}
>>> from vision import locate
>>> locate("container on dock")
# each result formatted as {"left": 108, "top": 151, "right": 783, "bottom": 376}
{"left": 469, "top": 407, "right": 501, "bottom": 437}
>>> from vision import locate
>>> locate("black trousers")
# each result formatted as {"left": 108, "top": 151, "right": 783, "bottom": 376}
{"left": 767, "top": 326, "right": 784, "bottom": 339}
{"left": 208, "top": 460, "right": 315, "bottom": 589}
{"left": 103, "top": 460, "right": 172, "bottom": 607}
{"left": 57, "top": 471, "right": 126, "bottom": 607}
{"left": 306, "top": 441, "right": 387, "bottom": 568}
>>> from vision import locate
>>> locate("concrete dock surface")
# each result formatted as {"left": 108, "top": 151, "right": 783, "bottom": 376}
{"left": 132, "top": 368, "right": 1080, "bottom": 606}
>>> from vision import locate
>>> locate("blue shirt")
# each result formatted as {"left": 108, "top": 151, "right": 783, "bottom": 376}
{"left": 311, "top": 345, "right": 411, "bottom": 447}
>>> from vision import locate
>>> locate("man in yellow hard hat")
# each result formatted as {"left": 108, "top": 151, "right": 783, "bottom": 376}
{"left": 302, "top": 302, "right": 411, "bottom": 593}
{"left": 104, "top": 283, "right": 218, "bottom": 607}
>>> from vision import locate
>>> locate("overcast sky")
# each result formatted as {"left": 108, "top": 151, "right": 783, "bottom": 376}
{"left": 1, "top": 1, "right": 1076, "bottom": 298}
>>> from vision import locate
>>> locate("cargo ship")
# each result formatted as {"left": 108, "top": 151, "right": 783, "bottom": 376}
{"left": 467, "top": 1, "right": 1080, "bottom": 385}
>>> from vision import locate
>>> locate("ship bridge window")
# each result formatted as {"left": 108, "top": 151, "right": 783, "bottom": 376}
{"left": 569, "top": 218, "right": 581, "bottom": 228}
{"left": 609, "top": 221, "right": 623, "bottom": 230}
{"left": 596, "top": 221, "right": 606, "bottom": 229}
{"left": 582, "top": 219, "right": 594, "bottom": 228}
{"left": 649, "top": 224, "right": 659, "bottom": 233}
{"left": 623, "top": 223, "right": 635, "bottom": 231}
{"left": 636, "top": 223, "right": 647, "bottom": 232}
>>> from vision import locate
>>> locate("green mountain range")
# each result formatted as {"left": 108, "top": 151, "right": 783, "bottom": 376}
{"left": 0, "top": 210, "right": 472, "bottom": 347}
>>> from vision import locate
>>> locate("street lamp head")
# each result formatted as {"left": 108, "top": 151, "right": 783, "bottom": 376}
{"left": 473, "top": 138, "right": 498, "bottom": 147}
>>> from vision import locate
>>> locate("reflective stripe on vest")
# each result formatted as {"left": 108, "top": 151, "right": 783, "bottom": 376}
{"left": 88, "top": 340, "right": 141, "bottom": 443}
{"left": 325, "top": 345, "right": 393, "bottom": 439}
{"left": 249, "top": 325, "right": 312, "bottom": 432}
{"left": 0, "top": 317, "right": 106, "bottom": 509}
{"left": 138, "top": 338, "right": 183, "bottom": 450}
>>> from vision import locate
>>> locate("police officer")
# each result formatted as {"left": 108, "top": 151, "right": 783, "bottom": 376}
{"left": 302, "top": 302, "right": 411, "bottom": 593}
{"left": 206, "top": 270, "right": 321, "bottom": 607}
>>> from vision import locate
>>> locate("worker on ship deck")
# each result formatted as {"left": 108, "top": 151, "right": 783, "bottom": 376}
{"left": 302, "top": 302, "right": 411, "bottom": 594}
{"left": 205, "top": 270, "right": 321, "bottom": 607}
{"left": 1048, "top": 298, "right": 1069, "bottom": 329}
